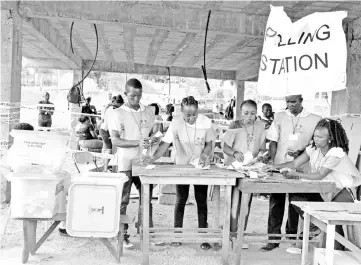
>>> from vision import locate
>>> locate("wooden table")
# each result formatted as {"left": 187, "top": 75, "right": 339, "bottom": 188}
{"left": 292, "top": 201, "right": 361, "bottom": 265}
{"left": 133, "top": 164, "right": 240, "bottom": 265}
{"left": 14, "top": 213, "right": 66, "bottom": 264}
{"left": 235, "top": 174, "right": 336, "bottom": 265}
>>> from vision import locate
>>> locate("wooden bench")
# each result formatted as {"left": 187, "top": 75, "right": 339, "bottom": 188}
{"left": 15, "top": 213, "right": 134, "bottom": 264}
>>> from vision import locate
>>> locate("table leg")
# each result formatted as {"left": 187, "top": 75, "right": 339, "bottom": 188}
{"left": 142, "top": 184, "right": 150, "bottom": 265}
{"left": 221, "top": 186, "right": 232, "bottom": 265}
{"left": 301, "top": 213, "right": 310, "bottom": 265}
{"left": 22, "top": 221, "right": 30, "bottom": 264}
{"left": 213, "top": 185, "right": 221, "bottom": 229}
{"left": 326, "top": 225, "right": 335, "bottom": 265}
{"left": 235, "top": 192, "right": 250, "bottom": 265}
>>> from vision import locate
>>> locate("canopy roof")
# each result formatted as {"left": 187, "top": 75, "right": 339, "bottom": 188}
{"left": 3, "top": 1, "right": 361, "bottom": 80}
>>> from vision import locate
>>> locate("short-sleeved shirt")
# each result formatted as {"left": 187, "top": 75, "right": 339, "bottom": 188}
{"left": 223, "top": 120, "right": 266, "bottom": 166}
{"left": 76, "top": 123, "right": 95, "bottom": 140}
{"left": 266, "top": 109, "right": 321, "bottom": 165}
{"left": 162, "top": 114, "right": 216, "bottom": 165}
{"left": 305, "top": 146, "right": 361, "bottom": 200}
{"left": 100, "top": 107, "right": 116, "bottom": 132}
{"left": 38, "top": 101, "right": 54, "bottom": 121}
{"left": 110, "top": 103, "right": 155, "bottom": 171}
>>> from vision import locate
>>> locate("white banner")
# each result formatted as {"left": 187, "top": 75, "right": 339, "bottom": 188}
{"left": 257, "top": 5, "right": 347, "bottom": 97}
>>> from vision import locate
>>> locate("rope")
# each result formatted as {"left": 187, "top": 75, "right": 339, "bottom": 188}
{"left": 202, "top": 10, "right": 211, "bottom": 93}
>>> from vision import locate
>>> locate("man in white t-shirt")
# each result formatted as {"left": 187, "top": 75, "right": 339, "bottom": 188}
{"left": 110, "top": 79, "right": 156, "bottom": 249}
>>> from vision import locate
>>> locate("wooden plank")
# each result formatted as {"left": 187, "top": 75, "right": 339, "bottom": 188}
{"left": 301, "top": 213, "right": 310, "bottom": 265}
{"left": 133, "top": 165, "right": 241, "bottom": 178}
{"left": 150, "top": 233, "right": 222, "bottom": 238}
{"left": 235, "top": 80, "right": 245, "bottom": 120}
{"left": 22, "top": 57, "right": 76, "bottom": 70}
{"left": 149, "top": 237, "right": 222, "bottom": 243}
{"left": 140, "top": 175, "right": 235, "bottom": 186}
{"left": 18, "top": 1, "right": 267, "bottom": 39}
{"left": 213, "top": 185, "right": 221, "bottom": 229}
{"left": 235, "top": 192, "right": 251, "bottom": 265}
{"left": 83, "top": 59, "right": 236, "bottom": 80}
{"left": 149, "top": 228, "right": 221, "bottom": 233}
{"left": 185, "top": 34, "right": 225, "bottom": 67}
{"left": 34, "top": 221, "right": 60, "bottom": 253}
{"left": 238, "top": 176, "right": 336, "bottom": 194}
{"left": 26, "top": 18, "right": 82, "bottom": 68}
{"left": 222, "top": 185, "right": 232, "bottom": 265}
{"left": 142, "top": 184, "right": 150, "bottom": 265}
{"left": 208, "top": 38, "right": 256, "bottom": 67}
{"left": 99, "top": 238, "right": 120, "bottom": 263}
{"left": 58, "top": 21, "right": 93, "bottom": 59}
{"left": 235, "top": 61, "right": 260, "bottom": 81}
{"left": 146, "top": 29, "right": 169, "bottom": 65}
{"left": 123, "top": 25, "right": 136, "bottom": 68}
{"left": 326, "top": 224, "right": 336, "bottom": 265}
{"left": 166, "top": 33, "right": 197, "bottom": 66}
{"left": 311, "top": 216, "right": 361, "bottom": 257}
{"left": 97, "top": 24, "right": 115, "bottom": 62}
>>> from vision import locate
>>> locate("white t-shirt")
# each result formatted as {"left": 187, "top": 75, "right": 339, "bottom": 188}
{"left": 100, "top": 107, "right": 115, "bottom": 131}
{"left": 110, "top": 103, "right": 155, "bottom": 171}
{"left": 163, "top": 114, "right": 216, "bottom": 165}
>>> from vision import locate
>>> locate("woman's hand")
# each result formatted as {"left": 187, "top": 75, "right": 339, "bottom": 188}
{"left": 199, "top": 154, "right": 210, "bottom": 167}
{"left": 150, "top": 136, "right": 161, "bottom": 145}
{"left": 265, "top": 165, "right": 277, "bottom": 172}
{"left": 281, "top": 168, "right": 299, "bottom": 179}
{"left": 234, "top": 152, "right": 244, "bottom": 162}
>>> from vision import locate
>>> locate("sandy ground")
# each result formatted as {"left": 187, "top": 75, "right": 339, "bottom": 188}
{"left": 0, "top": 152, "right": 314, "bottom": 265}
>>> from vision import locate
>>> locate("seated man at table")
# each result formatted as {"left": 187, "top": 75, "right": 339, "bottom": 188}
{"left": 267, "top": 118, "right": 361, "bottom": 250}
{"left": 147, "top": 96, "right": 215, "bottom": 250}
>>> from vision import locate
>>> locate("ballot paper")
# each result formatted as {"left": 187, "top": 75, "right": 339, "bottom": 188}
{"left": 145, "top": 165, "right": 156, "bottom": 170}
{"left": 190, "top": 158, "right": 211, "bottom": 170}
{"left": 153, "top": 131, "right": 163, "bottom": 138}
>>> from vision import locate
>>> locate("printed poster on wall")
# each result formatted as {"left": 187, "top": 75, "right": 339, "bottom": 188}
{"left": 257, "top": 5, "right": 347, "bottom": 97}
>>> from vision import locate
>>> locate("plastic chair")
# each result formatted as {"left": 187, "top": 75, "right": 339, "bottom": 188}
{"left": 72, "top": 151, "right": 100, "bottom": 173}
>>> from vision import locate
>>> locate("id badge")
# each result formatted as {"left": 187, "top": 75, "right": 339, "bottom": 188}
{"left": 288, "top": 134, "right": 299, "bottom": 141}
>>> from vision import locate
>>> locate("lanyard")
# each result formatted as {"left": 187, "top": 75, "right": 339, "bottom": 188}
{"left": 184, "top": 122, "right": 197, "bottom": 155}
{"left": 291, "top": 110, "right": 302, "bottom": 134}
{"left": 243, "top": 121, "right": 255, "bottom": 152}
{"left": 128, "top": 104, "right": 143, "bottom": 138}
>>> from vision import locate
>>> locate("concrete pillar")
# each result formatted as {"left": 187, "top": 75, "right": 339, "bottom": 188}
{"left": 331, "top": 18, "right": 361, "bottom": 115}
{"left": 68, "top": 70, "right": 82, "bottom": 150}
{"left": 234, "top": 80, "right": 245, "bottom": 120}
{"left": 1, "top": 8, "right": 22, "bottom": 203}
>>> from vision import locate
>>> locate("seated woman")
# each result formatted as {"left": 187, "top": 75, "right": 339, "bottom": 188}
{"left": 77, "top": 115, "right": 98, "bottom": 140}
{"left": 148, "top": 96, "right": 215, "bottom": 250}
{"left": 222, "top": 100, "right": 267, "bottom": 249}
{"left": 269, "top": 118, "right": 361, "bottom": 250}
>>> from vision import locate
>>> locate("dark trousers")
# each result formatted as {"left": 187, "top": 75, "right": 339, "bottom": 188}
{"left": 290, "top": 188, "right": 354, "bottom": 250}
{"left": 267, "top": 193, "right": 299, "bottom": 241}
{"left": 119, "top": 171, "right": 153, "bottom": 231}
{"left": 174, "top": 185, "right": 208, "bottom": 228}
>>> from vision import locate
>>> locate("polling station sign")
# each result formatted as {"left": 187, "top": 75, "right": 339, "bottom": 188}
{"left": 257, "top": 6, "right": 347, "bottom": 97}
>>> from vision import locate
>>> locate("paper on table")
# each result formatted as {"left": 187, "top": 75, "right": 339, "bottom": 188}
{"left": 249, "top": 171, "right": 258, "bottom": 179}
{"left": 145, "top": 165, "right": 156, "bottom": 170}
{"left": 190, "top": 158, "right": 211, "bottom": 170}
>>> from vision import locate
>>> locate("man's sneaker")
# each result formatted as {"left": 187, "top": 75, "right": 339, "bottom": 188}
{"left": 260, "top": 243, "right": 279, "bottom": 252}
{"left": 59, "top": 228, "right": 70, "bottom": 237}
{"left": 123, "top": 233, "right": 135, "bottom": 250}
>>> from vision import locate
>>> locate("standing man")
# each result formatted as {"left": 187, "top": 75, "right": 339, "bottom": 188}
{"left": 110, "top": 78, "right": 157, "bottom": 249}
{"left": 82, "top": 96, "right": 97, "bottom": 126}
{"left": 259, "top": 103, "right": 274, "bottom": 130}
{"left": 261, "top": 94, "right": 321, "bottom": 252}
{"left": 38, "top": 92, "right": 54, "bottom": 128}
